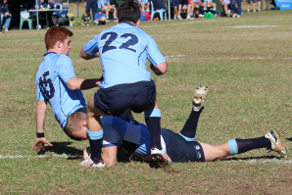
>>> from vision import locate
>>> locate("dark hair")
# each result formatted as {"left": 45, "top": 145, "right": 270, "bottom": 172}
{"left": 86, "top": 10, "right": 91, "bottom": 16}
{"left": 45, "top": 26, "right": 73, "bottom": 50}
{"left": 117, "top": 0, "right": 140, "bottom": 23}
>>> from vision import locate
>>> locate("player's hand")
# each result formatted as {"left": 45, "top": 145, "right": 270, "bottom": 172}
{"left": 31, "top": 137, "right": 53, "bottom": 152}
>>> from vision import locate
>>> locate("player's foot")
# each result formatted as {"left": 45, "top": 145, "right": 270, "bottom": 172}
{"left": 232, "top": 13, "right": 237, "bottom": 17}
{"left": 79, "top": 156, "right": 105, "bottom": 167}
{"left": 236, "top": 15, "right": 241, "bottom": 18}
{"left": 177, "top": 15, "right": 183, "bottom": 20}
{"left": 193, "top": 86, "right": 208, "bottom": 112}
{"left": 3, "top": 27, "right": 8, "bottom": 32}
{"left": 186, "top": 16, "right": 194, "bottom": 20}
{"left": 247, "top": 9, "right": 250, "bottom": 12}
{"left": 265, "top": 131, "right": 288, "bottom": 159}
{"left": 151, "top": 147, "right": 172, "bottom": 168}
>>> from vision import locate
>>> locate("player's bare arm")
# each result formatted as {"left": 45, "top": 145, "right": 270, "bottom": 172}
{"left": 79, "top": 48, "right": 100, "bottom": 60}
{"left": 32, "top": 100, "right": 53, "bottom": 152}
{"left": 150, "top": 62, "right": 168, "bottom": 75}
{"left": 66, "top": 77, "right": 103, "bottom": 90}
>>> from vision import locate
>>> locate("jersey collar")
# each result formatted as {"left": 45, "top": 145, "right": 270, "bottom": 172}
{"left": 44, "top": 52, "right": 57, "bottom": 57}
{"left": 120, "top": 22, "right": 135, "bottom": 27}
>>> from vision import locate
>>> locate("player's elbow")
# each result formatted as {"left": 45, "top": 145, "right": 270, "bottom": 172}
{"left": 153, "top": 62, "right": 168, "bottom": 75}
{"left": 66, "top": 78, "right": 81, "bottom": 90}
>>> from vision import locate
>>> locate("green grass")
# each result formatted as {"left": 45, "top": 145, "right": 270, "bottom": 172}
{"left": 1, "top": 5, "right": 292, "bottom": 194}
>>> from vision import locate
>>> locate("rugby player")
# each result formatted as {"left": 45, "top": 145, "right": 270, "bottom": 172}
{"left": 32, "top": 26, "right": 102, "bottom": 152}
{"left": 82, "top": 86, "right": 288, "bottom": 166}
{"left": 79, "top": 0, "right": 169, "bottom": 167}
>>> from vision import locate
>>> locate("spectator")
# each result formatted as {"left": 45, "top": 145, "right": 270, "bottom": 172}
{"left": 230, "top": 0, "right": 241, "bottom": 18}
{"left": 202, "top": 0, "right": 217, "bottom": 15}
{"left": 94, "top": 8, "right": 107, "bottom": 25}
{"left": 220, "top": 0, "right": 231, "bottom": 16}
{"left": 138, "top": 0, "right": 150, "bottom": 12}
{"left": 31, "top": 0, "right": 54, "bottom": 28}
{"left": 98, "top": 0, "right": 117, "bottom": 21}
{"left": 178, "top": 0, "right": 188, "bottom": 19}
{"left": 171, "top": 0, "right": 180, "bottom": 19}
{"left": 0, "top": 0, "right": 12, "bottom": 32}
{"left": 86, "top": 0, "right": 98, "bottom": 17}
{"left": 186, "top": 0, "right": 202, "bottom": 19}
{"left": 79, "top": 10, "right": 94, "bottom": 26}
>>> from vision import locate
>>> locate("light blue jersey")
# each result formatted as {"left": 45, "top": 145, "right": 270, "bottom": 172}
{"left": 98, "top": 0, "right": 109, "bottom": 8}
{"left": 35, "top": 52, "right": 86, "bottom": 130}
{"left": 83, "top": 22, "right": 166, "bottom": 88}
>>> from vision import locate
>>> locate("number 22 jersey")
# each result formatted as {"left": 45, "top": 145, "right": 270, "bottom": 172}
{"left": 83, "top": 22, "right": 166, "bottom": 89}
{"left": 35, "top": 52, "right": 86, "bottom": 130}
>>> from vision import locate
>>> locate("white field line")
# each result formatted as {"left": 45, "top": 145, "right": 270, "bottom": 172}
{"left": 228, "top": 25, "right": 280, "bottom": 28}
{"left": 2, "top": 56, "right": 292, "bottom": 61}
{"left": 0, "top": 154, "right": 82, "bottom": 159}
{"left": 1, "top": 155, "right": 291, "bottom": 164}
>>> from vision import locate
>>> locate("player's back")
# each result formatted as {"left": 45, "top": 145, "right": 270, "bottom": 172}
{"left": 35, "top": 52, "right": 86, "bottom": 129}
{"left": 96, "top": 22, "right": 165, "bottom": 88}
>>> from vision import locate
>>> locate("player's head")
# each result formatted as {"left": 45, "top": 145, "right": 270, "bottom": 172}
{"left": 85, "top": 10, "right": 90, "bottom": 17}
{"left": 97, "top": 8, "right": 102, "bottom": 14}
{"left": 45, "top": 26, "right": 73, "bottom": 55}
{"left": 117, "top": 0, "right": 141, "bottom": 24}
{"left": 65, "top": 112, "right": 88, "bottom": 140}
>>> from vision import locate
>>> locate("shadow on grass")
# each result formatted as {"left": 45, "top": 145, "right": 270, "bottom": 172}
{"left": 37, "top": 141, "right": 83, "bottom": 159}
{"left": 223, "top": 155, "right": 281, "bottom": 161}
{"left": 285, "top": 137, "right": 292, "bottom": 142}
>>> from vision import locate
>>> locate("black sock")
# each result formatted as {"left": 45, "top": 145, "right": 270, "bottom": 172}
{"left": 145, "top": 117, "right": 162, "bottom": 150}
{"left": 180, "top": 108, "right": 203, "bottom": 139}
{"left": 236, "top": 136, "right": 271, "bottom": 154}
{"left": 89, "top": 138, "right": 102, "bottom": 163}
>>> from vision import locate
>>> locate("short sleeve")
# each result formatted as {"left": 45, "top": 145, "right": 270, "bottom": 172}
{"left": 36, "top": 82, "right": 47, "bottom": 101}
{"left": 83, "top": 34, "right": 100, "bottom": 55}
{"left": 55, "top": 55, "right": 76, "bottom": 83}
{"left": 147, "top": 36, "right": 166, "bottom": 66}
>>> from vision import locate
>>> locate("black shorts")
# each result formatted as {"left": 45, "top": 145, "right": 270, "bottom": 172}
{"left": 161, "top": 129, "right": 205, "bottom": 162}
{"left": 94, "top": 80, "right": 156, "bottom": 116}
{"left": 179, "top": 0, "right": 189, "bottom": 6}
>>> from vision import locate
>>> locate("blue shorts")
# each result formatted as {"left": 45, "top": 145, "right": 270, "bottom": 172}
{"left": 161, "top": 129, "right": 205, "bottom": 162}
{"left": 172, "top": 0, "right": 180, "bottom": 7}
{"left": 94, "top": 80, "right": 156, "bottom": 116}
{"left": 179, "top": 0, "right": 189, "bottom": 5}
{"left": 247, "top": 0, "right": 257, "bottom": 3}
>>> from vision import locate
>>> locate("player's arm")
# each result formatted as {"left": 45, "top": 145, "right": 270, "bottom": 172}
{"left": 80, "top": 35, "right": 100, "bottom": 60}
{"left": 32, "top": 100, "right": 53, "bottom": 152}
{"left": 150, "top": 62, "right": 168, "bottom": 75}
{"left": 66, "top": 76, "right": 103, "bottom": 90}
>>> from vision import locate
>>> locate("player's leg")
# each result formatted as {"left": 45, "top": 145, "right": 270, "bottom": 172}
{"left": 247, "top": 0, "right": 250, "bottom": 11}
{"left": 113, "top": 7, "right": 117, "bottom": 21}
{"left": 178, "top": 3, "right": 183, "bottom": 19}
{"left": 80, "top": 95, "right": 105, "bottom": 167}
{"left": 257, "top": 0, "right": 261, "bottom": 11}
{"left": 202, "top": 131, "right": 288, "bottom": 161}
{"left": 179, "top": 86, "right": 208, "bottom": 141}
{"left": 253, "top": 0, "right": 256, "bottom": 12}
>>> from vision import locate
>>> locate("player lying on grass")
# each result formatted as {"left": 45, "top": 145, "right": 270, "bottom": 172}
{"left": 82, "top": 86, "right": 288, "bottom": 167}
{"left": 79, "top": 0, "right": 169, "bottom": 168}
{"left": 32, "top": 26, "right": 102, "bottom": 152}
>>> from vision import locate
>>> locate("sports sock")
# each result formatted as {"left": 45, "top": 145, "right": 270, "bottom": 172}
{"left": 106, "top": 17, "right": 109, "bottom": 20}
{"left": 146, "top": 9, "right": 150, "bottom": 12}
{"left": 228, "top": 136, "right": 271, "bottom": 155}
{"left": 145, "top": 109, "right": 162, "bottom": 150}
{"left": 87, "top": 128, "right": 103, "bottom": 163}
{"left": 179, "top": 108, "right": 203, "bottom": 141}
{"left": 190, "top": 14, "right": 194, "bottom": 17}
{"left": 114, "top": 16, "right": 117, "bottom": 20}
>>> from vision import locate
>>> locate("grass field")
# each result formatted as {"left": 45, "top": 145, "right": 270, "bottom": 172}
{"left": 1, "top": 5, "right": 292, "bottom": 194}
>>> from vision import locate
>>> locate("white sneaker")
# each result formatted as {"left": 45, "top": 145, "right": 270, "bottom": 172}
{"left": 193, "top": 86, "right": 208, "bottom": 112}
{"left": 4, "top": 27, "right": 8, "bottom": 32}
{"left": 151, "top": 147, "right": 172, "bottom": 167}
{"left": 177, "top": 15, "right": 183, "bottom": 20}
{"left": 198, "top": 14, "right": 205, "bottom": 18}
{"left": 247, "top": 10, "right": 250, "bottom": 12}
{"left": 253, "top": 10, "right": 256, "bottom": 12}
{"left": 265, "top": 131, "right": 288, "bottom": 159}
{"left": 236, "top": 15, "right": 241, "bottom": 18}
{"left": 186, "top": 16, "right": 194, "bottom": 20}
{"left": 232, "top": 13, "right": 237, "bottom": 18}
{"left": 79, "top": 156, "right": 105, "bottom": 167}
